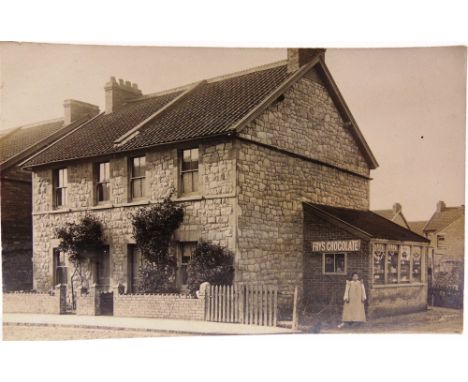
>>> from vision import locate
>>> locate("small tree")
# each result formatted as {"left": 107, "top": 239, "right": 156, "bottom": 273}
{"left": 56, "top": 215, "right": 105, "bottom": 307}
{"left": 131, "top": 195, "right": 184, "bottom": 293}
{"left": 186, "top": 240, "right": 234, "bottom": 295}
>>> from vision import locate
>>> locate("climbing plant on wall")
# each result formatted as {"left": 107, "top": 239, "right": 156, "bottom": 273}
{"left": 131, "top": 194, "right": 184, "bottom": 293}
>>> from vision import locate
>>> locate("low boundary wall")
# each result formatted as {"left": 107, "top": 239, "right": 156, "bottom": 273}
{"left": 3, "top": 285, "right": 67, "bottom": 314}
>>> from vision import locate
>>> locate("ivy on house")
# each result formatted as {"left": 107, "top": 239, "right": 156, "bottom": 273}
{"left": 131, "top": 194, "right": 184, "bottom": 293}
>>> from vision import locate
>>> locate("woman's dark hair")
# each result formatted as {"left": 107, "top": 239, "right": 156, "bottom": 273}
{"left": 351, "top": 272, "right": 359, "bottom": 279}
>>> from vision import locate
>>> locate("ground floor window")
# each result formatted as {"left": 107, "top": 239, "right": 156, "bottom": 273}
{"left": 373, "top": 242, "right": 426, "bottom": 285}
{"left": 177, "top": 242, "right": 197, "bottom": 290}
{"left": 322, "top": 253, "right": 346, "bottom": 275}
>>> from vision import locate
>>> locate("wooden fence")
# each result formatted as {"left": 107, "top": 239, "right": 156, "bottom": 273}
{"left": 205, "top": 283, "right": 278, "bottom": 326}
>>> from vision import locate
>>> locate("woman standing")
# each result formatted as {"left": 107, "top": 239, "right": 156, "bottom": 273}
{"left": 338, "top": 272, "right": 366, "bottom": 328}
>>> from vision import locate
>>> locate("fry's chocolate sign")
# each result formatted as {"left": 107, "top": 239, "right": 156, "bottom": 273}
{"left": 311, "top": 240, "right": 361, "bottom": 252}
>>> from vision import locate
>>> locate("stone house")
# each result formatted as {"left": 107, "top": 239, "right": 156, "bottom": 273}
{"left": 423, "top": 201, "right": 464, "bottom": 273}
{"left": 22, "top": 49, "right": 429, "bottom": 317}
{"left": 374, "top": 202, "right": 411, "bottom": 229}
{"left": 1, "top": 100, "right": 99, "bottom": 291}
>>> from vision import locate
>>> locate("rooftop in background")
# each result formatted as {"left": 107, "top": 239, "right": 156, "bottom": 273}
{"left": 305, "top": 202, "right": 429, "bottom": 243}
{"left": 0, "top": 118, "right": 64, "bottom": 164}
{"left": 424, "top": 201, "right": 464, "bottom": 233}
{"left": 408, "top": 221, "right": 428, "bottom": 237}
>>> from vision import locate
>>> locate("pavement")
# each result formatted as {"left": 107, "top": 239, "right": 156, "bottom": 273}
{"left": 2, "top": 313, "right": 297, "bottom": 336}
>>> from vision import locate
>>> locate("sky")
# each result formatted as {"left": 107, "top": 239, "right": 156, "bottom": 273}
{"left": 0, "top": 43, "right": 465, "bottom": 221}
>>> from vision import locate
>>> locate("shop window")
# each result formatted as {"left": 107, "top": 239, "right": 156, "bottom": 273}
{"left": 399, "top": 246, "right": 411, "bottom": 283}
{"left": 386, "top": 245, "right": 399, "bottom": 284}
{"left": 53, "top": 168, "right": 68, "bottom": 208}
{"left": 412, "top": 246, "right": 422, "bottom": 282}
{"left": 180, "top": 148, "right": 199, "bottom": 195}
{"left": 127, "top": 245, "right": 142, "bottom": 293}
{"left": 322, "top": 253, "right": 346, "bottom": 275}
{"left": 95, "top": 161, "right": 111, "bottom": 204}
{"left": 53, "top": 248, "right": 67, "bottom": 285}
{"left": 177, "top": 242, "right": 197, "bottom": 289}
{"left": 130, "top": 156, "right": 146, "bottom": 200}
{"left": 372, "top": 244, "right": 386, "bottom": 284}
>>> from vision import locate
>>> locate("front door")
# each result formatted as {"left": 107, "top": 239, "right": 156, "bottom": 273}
{"left": 176, "top": 242, "right": 196, "bottom": 292}
{"left": 95, "top": 246, "right": 110, "bottom": 291}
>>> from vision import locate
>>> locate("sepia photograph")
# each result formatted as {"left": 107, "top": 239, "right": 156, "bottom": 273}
{"left": 0, "top": 43, "right": 465, "bottom": 341}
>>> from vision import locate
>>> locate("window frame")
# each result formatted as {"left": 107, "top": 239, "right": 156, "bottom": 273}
{"left": 129, "top": 155, "right": 146, "bottom": 201}
{"left": 94, "top": 161, "right": 111, "bottom": 205}
{"left": 53, "top": 168, "right": 68, "bottom": 209}
{"left": 436, "top": 234, "right": 446, "bottom": 249}
{"left": 322, "top": 252, "right": 347, "bottom": 275}
{"left": 179, "top": 147, "right": 200, "bottom": 195}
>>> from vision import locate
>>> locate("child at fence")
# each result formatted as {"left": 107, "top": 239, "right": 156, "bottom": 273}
{"left": 337, "top": 272, "right": 366, "bottom": 328}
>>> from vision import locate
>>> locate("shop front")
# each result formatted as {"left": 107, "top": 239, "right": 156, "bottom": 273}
{"left": 303, "top": 203, "right": 430, "bottom": 319}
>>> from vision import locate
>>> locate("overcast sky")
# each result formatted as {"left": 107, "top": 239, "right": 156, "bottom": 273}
{"left": 0, "top": 43, "right": 465, "bottom": 221}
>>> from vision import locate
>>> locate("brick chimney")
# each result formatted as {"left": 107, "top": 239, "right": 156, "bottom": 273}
{"left": 437, "top": 200, "right": 446, "bottom": 212}
{"left": 63, "top": 99, "right": 100, "bottom": 125}
{"left": 287, "top": 48, "right": 326, "bottom": 73}
{"left": 392, "top": 202, "right": 402, "bottom": 215}
{"left": 105, "top": 77, "right": 142, "bottom": 114}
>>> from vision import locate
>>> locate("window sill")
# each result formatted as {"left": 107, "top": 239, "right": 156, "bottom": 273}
{"left": 371, "top": 283, "right": 426, "bottom": 289}
{"left": 322, "top": 273, "right": 347, "bottom": 276}
{"left": 175, "top": 194, "right": 202, "bottom": 202}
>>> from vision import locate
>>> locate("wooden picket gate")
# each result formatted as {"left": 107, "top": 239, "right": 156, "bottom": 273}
{"left": 205, "top": 283, "right": 278, "bottom": 326}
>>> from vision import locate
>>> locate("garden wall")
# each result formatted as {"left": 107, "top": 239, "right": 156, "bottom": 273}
{"left": 114, "top": 293, "right": 205, "bottom": 321}
{"left": 3, "top": 285, "right": 66, "bottom": 314}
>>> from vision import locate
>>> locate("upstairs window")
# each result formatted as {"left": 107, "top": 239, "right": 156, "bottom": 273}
{"left": 130, "top": 156, "right": 146, "bottom": 200}
{"left": 436, "top": 234, "right": 446, "bottom": 248}
{"left": 53, "top": 168, "right": 68, "bottom": 208}
{"left": 180, "top": 148, "right": 199, "bottom": 195}
{"left": 95, "top": 162, "right": 111, "bottom": 204}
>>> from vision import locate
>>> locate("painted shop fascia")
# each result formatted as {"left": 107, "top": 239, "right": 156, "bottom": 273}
{"left": 20, "top": 48, "right": 429, "bottom": 319}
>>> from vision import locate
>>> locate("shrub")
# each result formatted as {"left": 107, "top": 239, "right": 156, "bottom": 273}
{"left": 187, "top": 240, "right": 234, "bottom": 294}
{"left": 131, "top": 194, "right": 184, "bottom": 292}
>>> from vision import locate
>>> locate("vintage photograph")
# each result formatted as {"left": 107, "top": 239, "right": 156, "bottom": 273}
{"left": 0, "top": 44, "right": 465, "bottom": 340}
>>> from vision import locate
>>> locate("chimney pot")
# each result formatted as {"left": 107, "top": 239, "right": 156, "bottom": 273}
{"left": 287, "top": 48, "right": 326, "bottom": 73}
{"left": 437, "top": 201, "right": 446, "bottom": 212}
{"left": 393, "top": 203, "right": 402, "bottom": 215}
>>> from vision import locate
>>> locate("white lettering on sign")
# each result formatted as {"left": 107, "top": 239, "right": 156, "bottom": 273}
{"left": 311, "top": 240, "right": 361, "bottom": 252}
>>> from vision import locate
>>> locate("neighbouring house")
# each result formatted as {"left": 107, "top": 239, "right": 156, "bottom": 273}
{"left": 1, "top": 100, "right": 99, "bottom": 291}
{"left": 422, "top": 201, "right": 464, "bottom": 272}
{"left": 374, "top": 203, "right": 411, "bottom": 229}
{"left": 409, "top": 221, "right": 428, "bottom": 237}
{"left": 21, "top": 48, "right": 430, "bottom": 319}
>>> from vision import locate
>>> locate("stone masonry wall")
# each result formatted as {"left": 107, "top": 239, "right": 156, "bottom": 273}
{"left": 235, "top": 72, "right": 371, "bottom": 314}
{"left": 114, "top": 293, "right": 205, "bottom": 321}
{"left": 239, "top": 70, "right": 371, "bottom": 177}
{"left": 31, "top": 139, "right": 236, "bottom": 292}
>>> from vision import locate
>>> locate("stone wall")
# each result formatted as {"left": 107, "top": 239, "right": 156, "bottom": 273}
{"left": 1, "top": 167, "right": 33, "bottom": 292}
{"left": 2, "top": 286, "right": 65, "bottom": 314}
{"left": 114, "top": 293, "right": 205, "bottom": 320}
{"left": 368, "top": 284, "right": 427, "bottom": 319}
{"left": 234, "top": 72, "right": 370, "bottom": 314}
{"left": 31, "top": 139, "right": 236, "bottom": 292}
{"left": 239, "top": 71, "right": 371, "bottom": 177}
{"left": 302, "top": 210, "right": 371, "bottom": 314}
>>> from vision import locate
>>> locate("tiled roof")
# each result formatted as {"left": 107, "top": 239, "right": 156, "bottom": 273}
{"left": 305, "top": 203, "right": 429, "bottom": 243}
{"left": 408, "top": 221, "right": 428, "bottom": 237}
{"left": 23, "top": 63, "right": 292, "bottom": 167}
{"left": 0, "top": 119, "right": 64, "bottom": 164}
{"left": 424, "top": 206, "right": 464, "bottom": 232}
